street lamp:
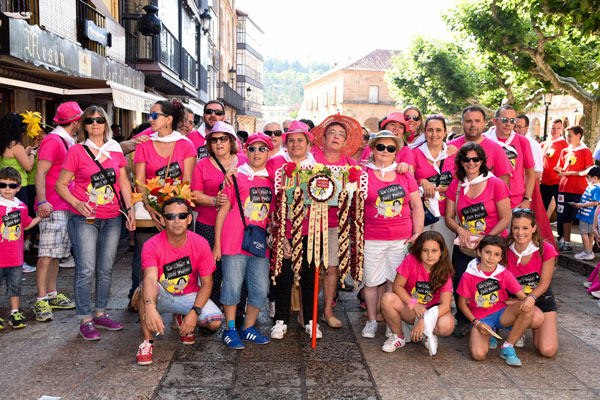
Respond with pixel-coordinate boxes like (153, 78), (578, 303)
(246, 86), (252, 109)
(228, 67), (236, 88)
(542, 92), (553, 141)
(200, 10), (211, 36)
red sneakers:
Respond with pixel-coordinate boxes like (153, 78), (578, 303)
(136, 340), (153, 365)
(175, 314), (195, 345)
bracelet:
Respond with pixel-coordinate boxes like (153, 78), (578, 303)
(212, 197), (217, 207)
(529, 294), (538, 302)
(144, 300), (156, 306)
(127, 206), (134, 211)
(37, 200), (48, 206)
(472, 319), (479, 327)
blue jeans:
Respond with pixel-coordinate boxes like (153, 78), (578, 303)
(220, 254), (269, 309)
(69, 213), (122, 320)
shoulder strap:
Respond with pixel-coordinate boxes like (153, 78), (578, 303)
(435, 158), (445, 186)
(57, 135), (69, 151)
(82, 145), (127, 214)
(213, 156), (246, 229)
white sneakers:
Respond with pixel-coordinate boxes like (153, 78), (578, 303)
(362, 320), (378, 338)
(305, 320), (322, 339)
(59, 255), (75, 268)
(270, 320), (288, 340)
(382, 334), (406, 353)
(574, 251), (595, 261)
(591, 291), (600, 299)
(583, 281), (593, 288)
(515, 334), (526, 348)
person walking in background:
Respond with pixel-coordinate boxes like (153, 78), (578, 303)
(573, 166), (600, 260)
(540, 119), (568, 222)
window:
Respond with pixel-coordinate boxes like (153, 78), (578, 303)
(181, 11), (197, 60)
(159, 0), (179, 36)
(369, 86), (379, 104)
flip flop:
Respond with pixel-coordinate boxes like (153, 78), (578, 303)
(321, 315), (343, 328)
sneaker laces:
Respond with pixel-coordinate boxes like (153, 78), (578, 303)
(11, 311), (25, 321)
(138, 340), (152, 355)
(36, 300), (52, 313)
(55, 293), (71, 303)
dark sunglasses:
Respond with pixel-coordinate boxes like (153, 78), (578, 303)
(247, 146), (269, 153)
(149, 112), (168, 120)
(84, 117), (106, 125)
(264, 130), (282, 137)
(462, 156), (482, 163)
(209, 136), (229, 144)
(0, 182), (19, 189)
(375, 144), (397, 153)
(499, 117), (516, 124)
(164, 212), (190, 221)
(405, 115), (421, 121)
(204, 109), (224, 116)
(513, 207), (534, 215)
(283, 127), (289, 133)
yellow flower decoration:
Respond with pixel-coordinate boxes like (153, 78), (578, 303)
(313, 163), (324, 173)
(20, 111), (43, 138)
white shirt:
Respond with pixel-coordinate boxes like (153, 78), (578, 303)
(525, 135), (543, 173)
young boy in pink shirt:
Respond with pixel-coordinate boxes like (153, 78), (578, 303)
(0, 167), (40, 330)
(214, 133), (275, 349)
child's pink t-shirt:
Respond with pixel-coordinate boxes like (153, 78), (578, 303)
(448, 136), (513, 179)
(497, 134), (535, 208)
(220, 174), (274, 257)
(364, 168), (418, 241)
(413, 149), (456, 217)
(445, 176), (510, 236)
(133, 139), (196, 181)
(37, 133), (72, 211)
(141, 230), (215, 296)
(62, 145), (127, 219)
(457, 265), (522, 320)
(191, 155), (247, 226)
(506, 241), (558, 294)
(187, 130), (209, 160)
(0, 204), (32, 267)
(396, 254), (452, 308)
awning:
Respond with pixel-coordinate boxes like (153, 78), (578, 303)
(187, 99), (205, 116)
(108, 81), (166, 113)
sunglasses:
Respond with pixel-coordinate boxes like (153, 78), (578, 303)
(247, 146), (269, 153)
(209, 135), (229, 144)
(264, 130), (282, 137)
(0, 182), (19, 189)
(164, 212), (190, 221)
(405, 115), (421, 121)
(84, 117), (106, 125)
(499, 117), (517, 124)
(462, 156), (482, 163)
(513, 207), (534, 215)
(375, 144), (397, 153)
(204, 109), (224, 116)
(283, 127), (289, 133)
(149, 112), (168, 120)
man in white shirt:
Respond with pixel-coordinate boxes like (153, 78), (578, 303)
(515, 114), (543, 180)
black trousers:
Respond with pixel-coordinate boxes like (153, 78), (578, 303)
(452, 245), (475, 324)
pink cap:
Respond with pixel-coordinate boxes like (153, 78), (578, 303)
(246, 132), (273, 151)
(53, 101), (83, 124)
(283, 120), (314, 143)
(380, 112), (408, 131)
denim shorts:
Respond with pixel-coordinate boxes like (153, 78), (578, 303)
(220, 254), (269, 308)
(579, 220), (594, 234)
(477, 307), (508, 329)
(156, 287), (224, 326)
(0, 266), (22, 296)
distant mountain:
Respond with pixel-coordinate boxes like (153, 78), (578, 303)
(263, 58), (329, 106)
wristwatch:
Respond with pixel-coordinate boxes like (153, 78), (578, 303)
(523, 196), (532, 202)
(191, 306), (202, 316)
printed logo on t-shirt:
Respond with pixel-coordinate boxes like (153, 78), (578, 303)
(87, 169), (116, 206)
(475, 278), (501, 308)
(427, 171), (453, 187)
(159, 256), (193, 294)
(546, 148), (556, 157)
(1, 211), (21, 242)
(197, 146), (209, 160)
(374, 184), (406, 218)
(516, 272), (540, 294)
(244, 187), (273, 222)
(567, 153), (577, 166)
(411, 281), (434, 305)
(461, 203), (488, 234)
(503, 147), (518, 169)
(155, 162), (182, 179)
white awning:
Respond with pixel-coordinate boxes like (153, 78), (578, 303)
(107, 81), (166, 113)
(187, 99), (205, 116)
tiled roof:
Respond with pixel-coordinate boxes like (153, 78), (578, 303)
(344, 49), (402, 71)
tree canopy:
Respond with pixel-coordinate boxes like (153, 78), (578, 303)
(263, 58), (329, 106)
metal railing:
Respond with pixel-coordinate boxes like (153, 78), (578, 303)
(1, 0), (39, 25)
(125, 31), (137, 69)
(159, 28), (180, 74)
(245, 100), (262, 114)
(182, 49), (197, 87)
(76, 0), (106, 56)
(237, 64), (261, 83)
(218, 82), (244, 111)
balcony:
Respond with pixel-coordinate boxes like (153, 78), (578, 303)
(0, 0), (38, 21)
(238, 99), (262, 118)
(76, 0), (107, 56)
(182, 49), (197, 87)
(217, 83), (244, 111)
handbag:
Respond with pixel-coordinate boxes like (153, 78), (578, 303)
(422, 159), (445, 226)
(213, 157), (268, 258)
(453, 180), (478, 258)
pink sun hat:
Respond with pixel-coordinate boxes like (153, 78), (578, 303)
(53, 101), (83, 124)
(283, 120), (314, 143)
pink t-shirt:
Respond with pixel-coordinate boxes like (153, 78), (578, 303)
(396, 254), (452, 308)
(457, 265), (522, 319)
(446, 176), (510, 236)
(498, 135), (535, 207)
(448, 136), (512, 179)
(220, 174), (274, 257)
(37, 133), (72, 210)
(0, 204), (32, 268)
(364, 168), (418, 240)
(62, 145), (128, 219)
(188, 130), (209, 160)
(360, 145), (415, 167)
(266, 155), (287, 181)
(191, 155), (247, 226)
(141, 230), (215, 296)
(133, 139), (196, 181)
(313, 150), (357, 228)
(506, 241), (558, 294)
(413, 148), (456, 217)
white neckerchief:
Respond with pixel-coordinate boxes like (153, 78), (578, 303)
(408, 133), (426, 149)
(84, 139), (123, 160)
(150, 130), (191, 143)
(51, 126), (76, 147)
(419, 142), (448, 174)
(509, 241), (539, 265)
(0, 196), (25, 214)
(485, 126), (518, 157)
(238, 163), (269, 181)
(461, 172), (495, 195)
(465, 258), (505, 280)
(199, 123), (208, 138)
(283, 152), (316, 168)
(272, 147), (287, 158)
(366, 162), (398, 180)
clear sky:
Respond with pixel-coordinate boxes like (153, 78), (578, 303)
(235, 0), (455, 63)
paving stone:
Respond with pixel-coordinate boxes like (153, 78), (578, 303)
(495, 362), (586, 389)
(306, 387), (378, 400)
(71, 384), (156, 400)
(239, 340), (301, 362)
(431, 360), (512, 388)
(232, 387), (303, 399)
(450, 388), (527, 400)
(522, 388), (600, 399)
(369, 361), (445, 388)
(304, 361), (373, 387)
(379, 387), (454, 400)
(302, 340), (362, 361)
(175, 340), (238, 362)
(235, 362), (302, 387)
(154, 387), (230, 400)
(161, 362), (234, 388)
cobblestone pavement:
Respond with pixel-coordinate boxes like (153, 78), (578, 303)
(1, 241), (600, 400)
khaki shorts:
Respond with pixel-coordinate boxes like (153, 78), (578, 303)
(327, 227), (340, 267)
(38, 210), (71, 259)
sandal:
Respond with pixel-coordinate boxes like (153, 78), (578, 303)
(321, 315), (343, 328)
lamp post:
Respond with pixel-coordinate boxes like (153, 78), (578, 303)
(246, 86), (252, 109)
(228, 67), (236, 88)
(542, 92), (553, 141)
(200, 10), (211, 36)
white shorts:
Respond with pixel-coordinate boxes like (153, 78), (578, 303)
(363, 239), (408, 287)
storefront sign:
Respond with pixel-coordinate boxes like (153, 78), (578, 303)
(85, 20), (111, 47)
